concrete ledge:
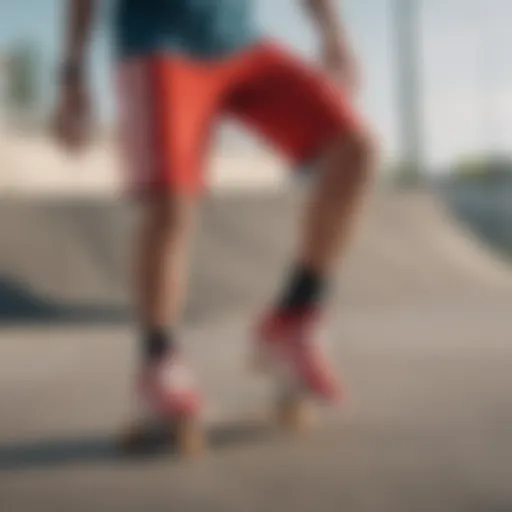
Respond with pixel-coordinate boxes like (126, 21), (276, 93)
(1, 189), (511, 327)
(0, 135), (286, 197)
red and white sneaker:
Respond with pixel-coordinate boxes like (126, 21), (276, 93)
(121, 354), (204, 455)
(136, 355), (201, 420)
(254, 308), (342, 403)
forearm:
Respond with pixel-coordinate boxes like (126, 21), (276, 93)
(62, 0), (96, 66)
(303, 0), (349, 46)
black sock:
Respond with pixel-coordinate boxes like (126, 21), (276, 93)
(143, 326), (174, 362)
(278, 265), (326, 311)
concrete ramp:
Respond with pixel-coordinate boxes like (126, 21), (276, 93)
(1, 188), (512, 511)
(1, 188), (511, 326)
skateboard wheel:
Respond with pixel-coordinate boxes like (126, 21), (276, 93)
(276, 398), (313, 432)
(173, 419), (205, 457)
(120, 419), (205, 457)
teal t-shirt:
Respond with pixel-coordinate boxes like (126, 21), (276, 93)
(113, 0), (259, 59)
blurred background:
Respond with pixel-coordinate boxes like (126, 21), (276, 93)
(0, 1), (511, 511)
(1, 0), (511, 249)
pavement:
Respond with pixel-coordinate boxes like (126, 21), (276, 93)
(1, 184), (512, 511)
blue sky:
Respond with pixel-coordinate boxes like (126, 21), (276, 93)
(1, 0), (511, 167)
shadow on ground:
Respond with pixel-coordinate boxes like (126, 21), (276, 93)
(0, 277), (130, 326)
(0, 420), (284, 471)
(0, 276), (251, 327)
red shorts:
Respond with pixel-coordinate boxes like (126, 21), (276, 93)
(116, 42), (362, 196)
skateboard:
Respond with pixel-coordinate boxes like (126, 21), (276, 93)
(120, 416), (205, 457)
(120, 399), (313, 458)
(119, 388), (314, 459)
(120, 348), (314, 457)
(250, 342), (315, 433)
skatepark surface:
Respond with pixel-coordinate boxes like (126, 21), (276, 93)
(1, 170), (512, 510)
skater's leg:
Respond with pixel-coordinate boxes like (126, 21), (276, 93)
(117, 56), (219, 356)
(227, 43), (376, 312)
(225, 43), (377, 399)
(116, 56), (219, 439)
(136, 194), (197, 360)
(263, 129), (375, 400)
(280, 128), (376, 309)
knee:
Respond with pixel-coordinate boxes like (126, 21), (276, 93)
(347, 125), (378, 166)
(352, 127), (378, 165)
(330, 125), (379, 179)
(143, 195), (193, 235)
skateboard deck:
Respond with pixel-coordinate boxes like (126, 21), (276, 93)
(120, 392), (315, 458)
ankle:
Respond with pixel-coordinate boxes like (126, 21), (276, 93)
(142, 326), (176, 362)
(278, 265), (327, 312)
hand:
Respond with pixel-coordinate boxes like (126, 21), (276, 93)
(52, 66), (92, 153)
(322, 37), (360, 96)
